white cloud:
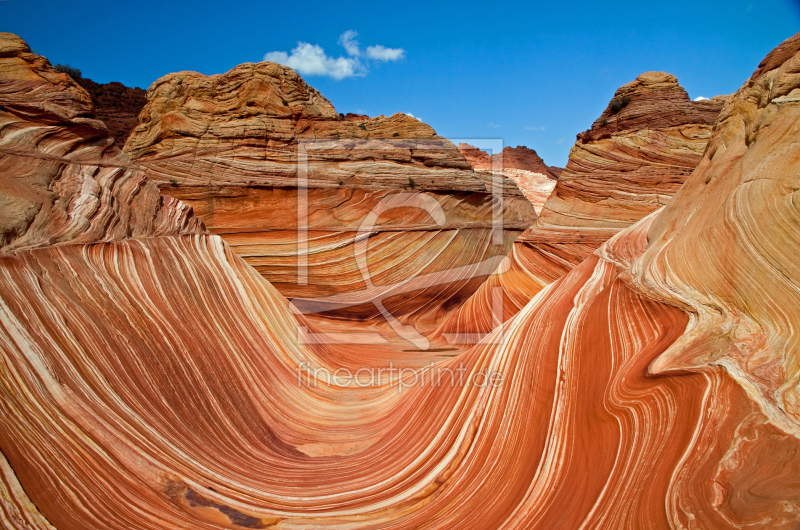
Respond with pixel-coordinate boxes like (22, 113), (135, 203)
(693, 96), (710, 101)
(556, 138), (566, 144)
(487, 122), (501, 129)
(264, 42), (363, 80)
(402, 112), (421, 121)
(339, 30), (360, 57)
(524, 125), (546, 131)
(366, 45), (405, 62)
(264, 31), (406, 79)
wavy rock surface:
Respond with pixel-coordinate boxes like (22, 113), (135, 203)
(458, 143), (559, 213)
(624, 32), (800, 479)
(2, 31), (800, 530)
(0, 33), (202, 252)
(439, 72), (726, 339)
(124, 65), (536, 325)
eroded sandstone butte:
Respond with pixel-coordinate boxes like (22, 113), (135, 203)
(2, 29), (800, 529)
(123, 64), (536, 327)
(438, 71), (728, 340)
(75, 77), (147, 147)
(458, 143), (560, 213)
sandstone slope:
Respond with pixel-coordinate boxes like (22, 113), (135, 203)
(124, 64), (536, 327)
(438, 71), (727, 339)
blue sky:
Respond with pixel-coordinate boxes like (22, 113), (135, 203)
(2, 0), (798, 166)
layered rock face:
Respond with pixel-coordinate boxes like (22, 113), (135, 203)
(124, 64), (536, 326)
(2, 30), (800, 530)
(0, 32), (201, 253)
(458, 143), (559, 212)
(458, 143), (561, 180)
(625, 33), (800, 483)
(540, 71), (726, 235)
(594, 35), (800, 526)
(439, 72), (727, 338)
(76, 77), (147, 146)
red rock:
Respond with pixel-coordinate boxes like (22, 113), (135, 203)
(1, 30), (800, 530)
(75, 77), (147, 146)
(458, 143), (560, 213)
(340, 112), (371, 121)
(459, 144), (561, 180)
(124, 62), (536, 327)
(440, 72), (727, 339)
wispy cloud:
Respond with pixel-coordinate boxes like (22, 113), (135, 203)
(693, 96), (710, 101)
(556, 137), (566, 144)
(264, 31), (405, 80)
(488, 122), (501, 129)
(339, 30), (360, 57)
(366, 45), (405, 61)
(524, 125), (546, 131)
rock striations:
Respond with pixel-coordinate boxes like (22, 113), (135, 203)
(0, 32), (201, 253)
(439, 71), (728, 339)
(2, 30), (800, 530)
(458, 143), (560, 213)
(541, 71), (727, 234)
(124, 63), (536, 326)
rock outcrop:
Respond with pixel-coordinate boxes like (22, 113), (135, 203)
(596, 34), (800, 526)
(124, 63), (536, 326)
(540, 72), (727, 235)
(76, 77), (147, 146)
(0, 32), (201, 253)
(439, 72), (727, 339)
(458, 143), (560, 212)
(459, 144), (561, 179)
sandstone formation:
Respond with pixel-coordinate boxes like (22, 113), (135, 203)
(124, 63), (536, 326)
(458, 143), (561, 179)
(458, 143), (560, 213)
(541, 71), (727, 234)
(76, 77), (147, 146)
(0, 32), (201, 253)
(439, 72), (727, 339)
(2, 30), (800, 530)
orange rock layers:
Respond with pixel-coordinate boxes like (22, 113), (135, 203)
(458, 143), (559, 213)
(124, 64), (536, 326)
(439, 71), (727, 339)
(0, 32), (201, 253)
(2, 30), (800, 530)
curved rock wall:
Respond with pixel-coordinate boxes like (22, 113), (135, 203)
(625, 32), (800, 452)
(0, 33), (202, 253)
(124, 64), (536, 326)
(439, 72), (727, 339)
